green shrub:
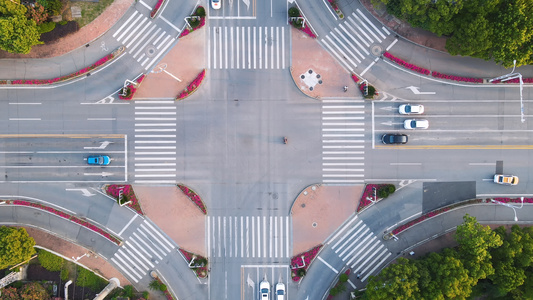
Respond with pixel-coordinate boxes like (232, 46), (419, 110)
(329, 287), (339, 296)
(288, 7), (300, 18)
(38, 22), (56, 34)
(60, 267), (69, 281)
(159, 283), (167, 292)
(339, 273), (349, 282)
(378, 188), (389, 199)
(59, 20), (67, 25)
(38, 249), (63, 271)
(37, 0), (62, 15)
(367, 85), (376, 97)
(194, 6), (205, 17)
(142, 291), (150, 299)
(149, 280), (161, 291)
(123, 285), (134, 298)
(387, 184), (396, 194)
(76, 266), (107, 291)
(297, 268), (306, 277)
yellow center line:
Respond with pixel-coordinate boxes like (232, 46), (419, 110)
(376, 145), (533, 150)
(0, 134), (125, 139)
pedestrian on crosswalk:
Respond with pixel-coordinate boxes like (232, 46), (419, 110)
(356, 272), (361, 279)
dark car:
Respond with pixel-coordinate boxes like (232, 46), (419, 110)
(381, 134), (408, 144)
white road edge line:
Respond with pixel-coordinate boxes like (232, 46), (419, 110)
(318, 256), (339, 273)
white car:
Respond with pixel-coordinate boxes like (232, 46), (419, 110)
(399, 104), (424, 114)
(211, 0), (221, 9)
(275, 282), (285, 300)
(259, 280), (270, 299)
(404, 119), (429, 129)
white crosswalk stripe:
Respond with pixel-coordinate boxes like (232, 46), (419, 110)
(208, 26), (289, 70)
(321, 9), (392, 73)
(208, 216), (290, 258)
(329, 216), (391, 282)
(133, 101), (177, 184)
(111, 10), (177, 70)
(322, 100), (366, 185)
(111, 220), (175, 283)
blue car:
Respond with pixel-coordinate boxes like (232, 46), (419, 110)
(87, 155), (110, 165)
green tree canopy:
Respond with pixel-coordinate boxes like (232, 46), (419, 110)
(365, 257), (421, 300)
(0, 0), (43, 54)
(0, 226), (36, 269)
(455, 214), (502, 283)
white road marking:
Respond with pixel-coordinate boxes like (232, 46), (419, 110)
(318, 257), (338, 274)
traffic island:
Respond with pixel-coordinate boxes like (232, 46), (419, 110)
(179, 248), (209, 279)
(179, 6), (206, 38)
(175, 69), (206, 100)
(104, 184), (144, 215)
(290, 245), (322, 282)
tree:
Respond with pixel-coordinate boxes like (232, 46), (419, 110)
(455, 214), (502, 283)
(37, 249), (64, 271)
(0, 0), (43, 54)
(417, 249), (475, 299)
(0, 287), (20, 300)
(365, 257), (421, 300)
(446, 13), (493, 58)
(0, 226), (36, 269)
(19, 282), (48, 300)
(25, 3), (48, 25)
(489, 226), (533, 292)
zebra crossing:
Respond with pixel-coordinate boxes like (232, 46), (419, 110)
(322, 99), (366, 185)
(208, 26), (289, 70)
(207, 216), (290, 258)
(111, 220), (175, 283)
(134, 100), (177, 184)
(328, 216), (391, 282)
(321, 9), (392, 74)
(112, 10), (177, 70)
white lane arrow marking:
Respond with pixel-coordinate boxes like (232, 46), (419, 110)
(84, 141), (112, 150)
(83, 172), (113, 177)
(380, 106), (395, 111)
(65, 188), (95, 197)
(405, 86), (436, 95)
(247, 274), (254, 288)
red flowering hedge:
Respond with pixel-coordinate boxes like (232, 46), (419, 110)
(150, 0), (165, 18)
(105, 184), (144, 215)
(179, 248), (208, 278)
(351, 73), (359, 83)
(176, 69), (206, 100)
(4, 53), (116, 85)
(290, 244), (322, 281)
(8, 200), (121, 245)
(177, 184), (207, 214)
(119, 74), (145, 100)
(491, 78), (533, 84)
(383, 52), (430, 75)
(431, 71), (483, 83)
(179, 16), (206, 38)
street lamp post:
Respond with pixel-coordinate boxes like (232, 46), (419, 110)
(489, 60), (525, 123)
(491, 197), (524, 221)
(151, 63), (182, 82)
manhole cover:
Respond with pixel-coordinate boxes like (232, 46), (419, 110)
(371, 44), (383, 57)
(301, 203), (306, 208)
(312, 222), (317, 228)
(272, 192), (278, 200)
(146, 46), (156, 57)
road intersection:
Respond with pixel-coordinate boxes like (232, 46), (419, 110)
(1, 0), (533, 299)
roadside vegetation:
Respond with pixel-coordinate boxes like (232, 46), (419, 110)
(361, 214), (533, 299)
(0, 0), (113, 54)
(371, 0), (533, 67)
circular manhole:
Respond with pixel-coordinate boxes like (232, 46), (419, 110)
(312, 186), (316, 191)
(371, 44), (383, 57)
(146, 46), (156, 57)
(312, 222), (318, 228)
(301, 203), (306, 208)
(272, 192), (278, 200)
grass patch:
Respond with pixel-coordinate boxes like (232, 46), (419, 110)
(75, 0), (115, 28)
(76, 266), (107, 291)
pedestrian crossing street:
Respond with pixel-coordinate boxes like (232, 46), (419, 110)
(322, 99), (366, 185)
(329, 216), (391, 282)
(111, 220), (175, 283)
(208, 26), (289, 70)
(207, 216), (290, 258)
(112, 10), (177, 70)
(321, 9), (392, 74)
(134, 100), (177, 184)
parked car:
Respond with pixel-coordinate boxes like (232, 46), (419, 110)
(275, 282), (285, 300)
(494, 174), (519, 186)
(399, 104), (424, 114)
(404, 119), (429, 129)
(381, 133), (408, 144)
(87, 155), (110, 165)
(211, 0), (221, 9)
(259, 280), (270, 299)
